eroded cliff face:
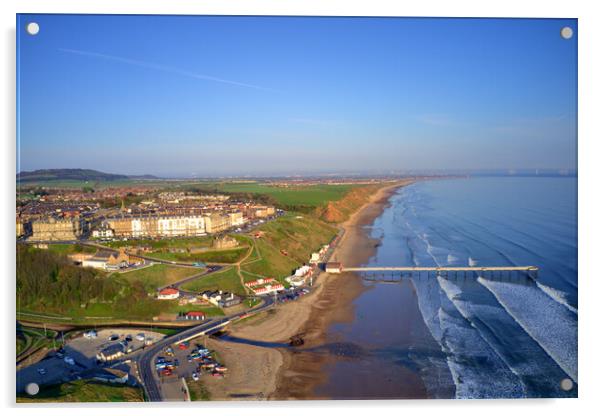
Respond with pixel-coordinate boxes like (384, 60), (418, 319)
(315, 185), (381, 223)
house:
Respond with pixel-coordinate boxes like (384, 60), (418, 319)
(252, 283), (284, 295)
(184, 311), (206, 321)
(96, 343), (127, 362)
(81, 248), (131, 271)
(325, 262), (342, 274)
(295, 265), (311, 277)
(218, 292), (242, 308)
(91, 223), (114, 239)
(105, 248), (130, 270)
(157, 287), (180, 300)
(245, 278), (284, 295)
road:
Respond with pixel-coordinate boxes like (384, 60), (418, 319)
(136, 296), (275, 402)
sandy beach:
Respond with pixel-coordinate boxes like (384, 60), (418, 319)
(202, 180), (414, 401)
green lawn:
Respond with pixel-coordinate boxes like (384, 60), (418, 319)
(105, 235), (214, 250)
(17, 380), (144, 402)
(180, 267), (245, 295)
(46, 244), (96, 255)
(148, 246), (249, 264)
(120, 264), (201, 292)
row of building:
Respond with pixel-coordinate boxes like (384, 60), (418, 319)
(157, 287), (242, 308)
(95, 211), (244, 239)
(19, 206), (276, 241)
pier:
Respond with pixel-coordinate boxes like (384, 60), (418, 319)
(325, 263), (539, 283)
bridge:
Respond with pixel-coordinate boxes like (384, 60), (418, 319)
(343, 266), (538, 273)
(326, 264), (539, 282)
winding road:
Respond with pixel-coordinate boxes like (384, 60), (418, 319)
(136, 296), (275, 402)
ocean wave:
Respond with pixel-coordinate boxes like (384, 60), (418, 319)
(478, 277), (578, 383)
(536, 281), (578, 314)
(436, 300), (524, 398)
(447, 253), (459, 265)
(438, 276), (576, 397)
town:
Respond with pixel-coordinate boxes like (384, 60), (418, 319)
(16, 175), (354, 402)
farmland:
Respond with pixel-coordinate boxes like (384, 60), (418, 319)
(187, 182), (356, 207)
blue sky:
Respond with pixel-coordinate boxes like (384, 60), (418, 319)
(17, 15), (577, 177)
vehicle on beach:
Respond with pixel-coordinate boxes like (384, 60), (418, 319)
(83, 330), (97, 339)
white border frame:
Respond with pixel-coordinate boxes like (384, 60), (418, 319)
(3, 1), (600, 415)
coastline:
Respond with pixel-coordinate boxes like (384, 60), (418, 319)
(203, 180), (414, 401)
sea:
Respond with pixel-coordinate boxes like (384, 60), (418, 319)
(316, 177), (578, 399)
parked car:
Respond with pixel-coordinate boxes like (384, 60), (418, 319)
(64, 356), (75, 365)
(192, 372), (199, 381)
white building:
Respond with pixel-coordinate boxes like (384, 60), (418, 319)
(157, 287), (180, 300)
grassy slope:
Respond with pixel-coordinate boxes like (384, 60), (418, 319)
(315, 184), (382, 223)
(46, 244), (96, 255)
(180, 267), (244, 294)
(241, 213), (337, 281)
(148, 246), (249, 264)
(16, 380), (144, 403)
(120, 264), (201, 292)
(106, 236), (214, 250)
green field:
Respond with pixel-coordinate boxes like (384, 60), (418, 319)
(105, 235), (214, 250)
(180, 267), (245, 294)
(46, 244), (96, 255)
(120, 264), (201, 292)
(192, 182), (355, 207)
(17, 380), (144, 402)
(148, 246), (249, 264)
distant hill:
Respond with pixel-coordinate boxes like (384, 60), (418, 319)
(16, 169), (158, 183)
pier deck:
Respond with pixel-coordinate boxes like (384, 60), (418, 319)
(343, 266), (538, 272)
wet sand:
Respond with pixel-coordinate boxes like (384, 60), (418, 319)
(204, 181), (415, 400)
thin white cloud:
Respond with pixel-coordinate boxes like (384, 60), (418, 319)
(59, 48), (275, 91)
